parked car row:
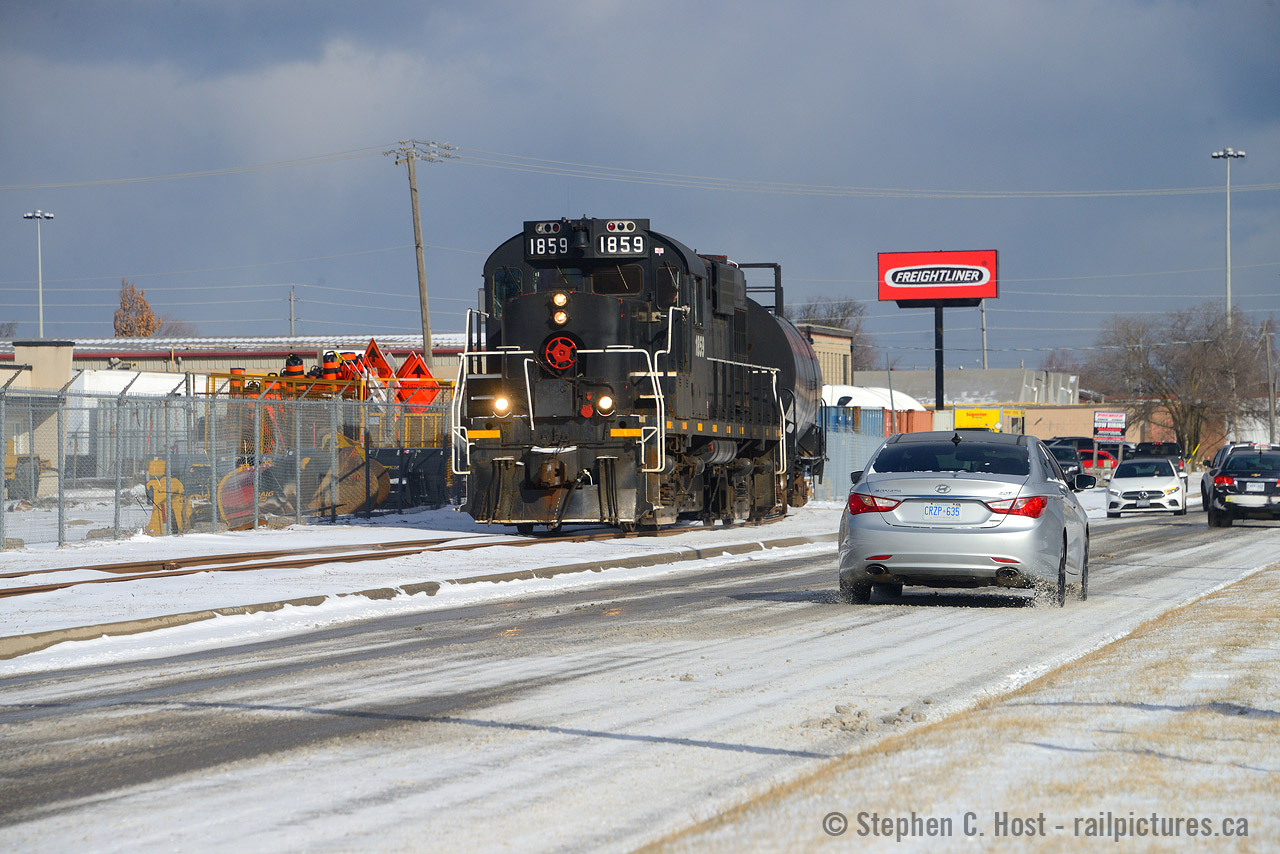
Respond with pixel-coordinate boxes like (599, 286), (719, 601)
(1045, 436), (1189, 482)
(1045, 436), (1135, 462)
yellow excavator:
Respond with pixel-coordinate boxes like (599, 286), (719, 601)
(145, 432), (391, 535)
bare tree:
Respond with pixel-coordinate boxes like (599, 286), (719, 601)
(114, 279), (162, 337)
(157, 318), (199, 337)
(0, 321), (17, 338)
(1087, 303), (1275, 452)
(1040, 348), (1106, 397)
(785, 296), (877, 370)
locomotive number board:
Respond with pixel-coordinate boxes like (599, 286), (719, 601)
(524, 218), (652, 261)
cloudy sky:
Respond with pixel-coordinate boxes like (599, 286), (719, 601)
(2, 0), (1278, 369)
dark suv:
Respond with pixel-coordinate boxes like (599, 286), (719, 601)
(1207, 448), (1280, 527)
(1048, 444), (1084, 479)
(1133, 441), (1186, 478)
(1199, 442), (1273, 508)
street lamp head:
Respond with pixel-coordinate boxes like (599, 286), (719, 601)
(22, 210), (54, 220)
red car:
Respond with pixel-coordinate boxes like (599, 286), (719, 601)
(1077, 449), (1117, 472)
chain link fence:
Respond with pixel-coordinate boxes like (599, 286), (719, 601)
(811, 409), (890, 502)
(1, 385), (456, 550)
(2, 381), (899, 547)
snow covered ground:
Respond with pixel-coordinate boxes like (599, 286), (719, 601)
(0, 486), (1166, 670)
(6, 484), (1279, 854)
(0, 499), (845, 669)
(657, 563), (1280, 853)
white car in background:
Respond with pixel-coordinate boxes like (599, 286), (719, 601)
(1107, 458), (1186, 518)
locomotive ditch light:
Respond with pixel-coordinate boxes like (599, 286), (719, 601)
(596, 394), (615, 416)
(493, 396), (511, 416)
(552, 309), (569, 325)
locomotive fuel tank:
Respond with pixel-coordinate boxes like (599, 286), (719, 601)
(745, 302), (823, 460)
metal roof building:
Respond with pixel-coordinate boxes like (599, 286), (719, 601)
(1, 335), (465, 391)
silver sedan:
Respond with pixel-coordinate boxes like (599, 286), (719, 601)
(837, 431), (1095, 606)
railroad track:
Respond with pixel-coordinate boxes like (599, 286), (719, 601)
(0, 516), (785, 600)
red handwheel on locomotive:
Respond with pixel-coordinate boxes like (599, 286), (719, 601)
(451, 217), (825, 533)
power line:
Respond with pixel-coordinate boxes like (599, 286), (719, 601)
(0, 244), (486, 288)
(7, 140), (1280, 199)
(453, 147), (1280, 199)
(0, 146), (387, 191)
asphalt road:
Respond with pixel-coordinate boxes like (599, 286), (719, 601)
(2, 515), (1276, 853)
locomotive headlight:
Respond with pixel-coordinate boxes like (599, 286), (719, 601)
(493, 396), (511, 416)
(552, 310), (569, 325)
(552, 291), (568, 307)
(596, 394), (615, 415)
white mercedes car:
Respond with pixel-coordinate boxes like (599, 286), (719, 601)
(1107, 458), (1186, 517)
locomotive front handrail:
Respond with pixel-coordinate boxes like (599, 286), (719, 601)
(450, 339), (667, 479)
(706, 356), (780, 373)
(520, 358), (538, 430)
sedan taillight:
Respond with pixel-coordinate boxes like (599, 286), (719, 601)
(985, 495), (1049, 518)
(1214, 475), (1235, 487)
(847, 492), (902, 515)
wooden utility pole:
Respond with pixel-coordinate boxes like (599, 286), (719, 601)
(1267, 330), (1276, 444)
(386, 140), (455, 375)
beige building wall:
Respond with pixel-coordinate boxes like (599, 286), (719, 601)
(0, 364), (32, 390)
(797, 325), (855, 386)
(12, 341), (74, 391)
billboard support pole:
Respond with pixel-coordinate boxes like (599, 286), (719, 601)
(934, 306), (945, 411)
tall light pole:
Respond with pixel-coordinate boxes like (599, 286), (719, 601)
(22, 210), (54, 338)
(1211, 147), (1245, 330)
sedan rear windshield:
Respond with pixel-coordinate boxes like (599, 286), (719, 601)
(873, 442), (1030, 476)
(1224, 453), (1280, 472)
(1114, 460), (1174, 478)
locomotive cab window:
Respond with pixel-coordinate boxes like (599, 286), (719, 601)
(656, 265), (680, 308)
(491, 267), (523, 321)
(592, 264), (643, 296)
(533, 267), (584, 292)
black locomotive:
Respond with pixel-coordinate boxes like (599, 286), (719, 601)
(451, 217), (824, 532)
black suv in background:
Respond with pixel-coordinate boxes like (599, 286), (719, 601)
(1048, 444), (1084, 479)
(1206, 447), (1280, 527)
(1198, 442), (1271, 507)
(1133, 441), (1187, 478)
